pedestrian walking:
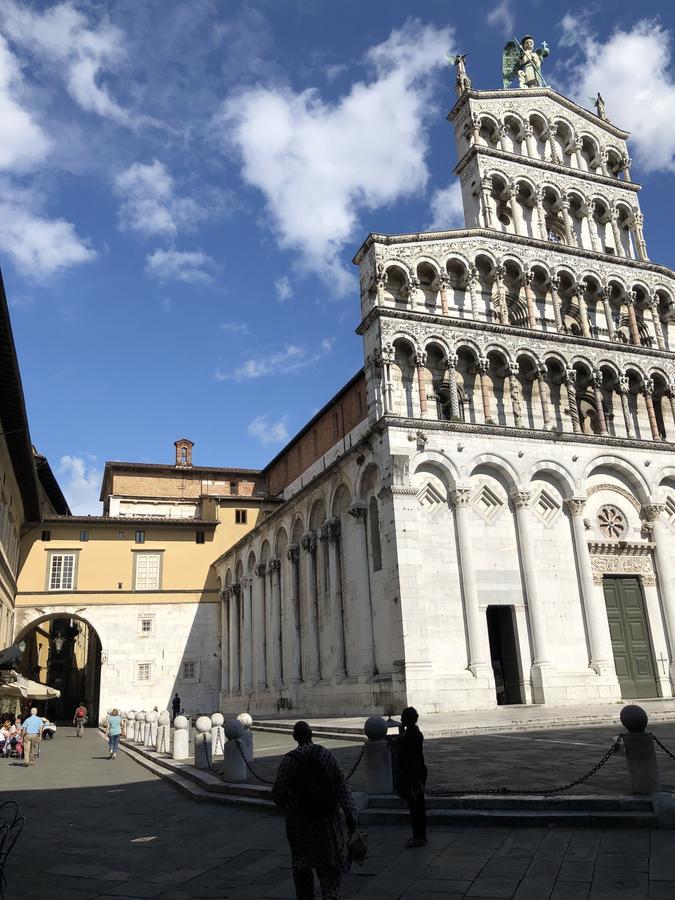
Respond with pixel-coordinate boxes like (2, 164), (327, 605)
(21, 707), (43, 767)
(106, 708), (123, 759)
(171, 693), (181, 721)
(395, 706), (427, 848)
(273, 720), (357, 900)
(73, 702), (88, 737)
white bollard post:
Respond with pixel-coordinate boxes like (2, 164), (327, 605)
(135, 712), (146, 745)
(145, 711), (158, 748)
(210, 713), (225, 758)
(221, 720), (247, 782)
(237, 712), (254, 761)
(172, 716), (190, 761)
(120, 711), (128, 740)
(363, 716), (393, 795)
(194, 716), (213, 769)
(156, 711), (171, 754)
(126, 710), (136, 741)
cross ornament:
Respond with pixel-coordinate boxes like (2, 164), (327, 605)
(657, 652), (669, 675)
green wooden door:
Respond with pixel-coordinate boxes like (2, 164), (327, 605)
(603, 577), (658, 699)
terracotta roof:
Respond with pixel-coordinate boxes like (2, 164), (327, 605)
(99, 461), (262, 501)
(41, 515), (217, 527)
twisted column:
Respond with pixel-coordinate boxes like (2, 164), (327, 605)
(506, 363), (523, 427)
(535, 364), (552, 430)
(523, 270), (538, 329)
(546, 124), (559, 163)
(587, 200), (602, 252)
(565, 368), (581, 434)
(601, 285), (616, 341)
(286, 544), (302, 683)
(324, 518), (346, 679)
(508, 184), (526, 236)
(480, 175), (494, 228)
(618, 375), (635, 438)
(467, 267), (481, 320)
(642, 377), (662, 441)
(347, 502), (376, 677)
(451, 487), (490, 678)
(592, 370), (609, 436)
(560, 197), (575, 246)
(446, 353), (460, 420)
(548, 275), (564, 333)
(415, 350), (428, 418)
(301, 531), (321, 682)
(476, 356), (493, 424)
(493, 265), (508, 324)
(610, 206), (625, 256)
(649, 293), (666, 350)
(534, 189), (547, 240)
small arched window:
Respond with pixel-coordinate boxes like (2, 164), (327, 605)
(180, 448), (187, 464)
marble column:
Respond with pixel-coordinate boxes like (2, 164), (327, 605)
(534, 190), (547, 241)
(221, 590), (230, 695)
(507, 363), (524, 427)
(610, 207), (625, 257)
(508, 184), (526, 236)
(451, 487), (490, 677)
(573, 282), (591, 338)
(564, 497), (616, 675)
(471, 112), (484, 146)
(545, 124), (559, 163)
(347, 502), (376, 677)
(630, 215), (648, 261)
(592, 370), (609, 436)
(523, 270), (538, 329)
(493, 266), (508, 324)
(253, 565), (267, 690)
(668, 384), (675, 437)
(286, 544), (302, 683)
(643, 378), (662, 441)
(467, 267), (481, 320)
(480, 175), (495, 228)
(325, 518), (346, 679)
(548, 275), (564, 333)
(510, 490), (551, 674)
(649, 294), (666, 351)
(535, 364), (552, 430)
(565, 368), (581, 434)
(446, 353), (460, 420)
(377, 344), (394, 414)
(499, 123), (510, 152)
(625, 292), (642, 346)
(230, 584), (241, 694)
(438, 274), (450, 316)
(618, 375), (635, 438)
(524, 124), (536, 158)
(415, 350), (428, 418)
(301, 531), (321, 682)
(560, 197), (575, 246)
(599, 147), (610, 177)
(645, 504), (675, 686)
(476, 356), (493, 424)
(573, 136), (585, 170)
(241, 577), (253, 693)
(268, 559), (282, 686)
(587, 201), (602, 253)
(621, 154), (632, 182)
(601, 286), (616, 341)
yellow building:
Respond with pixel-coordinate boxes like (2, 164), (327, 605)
(16, 439), (272, 721)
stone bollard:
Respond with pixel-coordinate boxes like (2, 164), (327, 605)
(193, 716), (213, 769)
(621, 704), (661, 794)
(210, 713), (225, 758)
(221, 720), (247, 782)
(363, 716), (393, 795)
(237, 712), (254, 761)
(145, 711), (158, 748)
(172, 715), (190, 761)
(126, 710), (136, 741)
(120, 711), (128, 739)
(136, 711), (147, 745)
(156, 711), (171, 754)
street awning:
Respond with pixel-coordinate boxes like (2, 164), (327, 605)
(24, 679), (60, 700)
(0, 672), (60, 700)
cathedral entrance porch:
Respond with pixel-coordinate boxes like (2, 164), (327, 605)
(603, 576), (658, 699)
(487, 605), (524, 705)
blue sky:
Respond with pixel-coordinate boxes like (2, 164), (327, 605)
(3, 0), (675, 513)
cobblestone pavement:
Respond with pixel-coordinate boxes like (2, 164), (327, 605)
(1, 728), (675, 899)
(240, 723), (675, 795)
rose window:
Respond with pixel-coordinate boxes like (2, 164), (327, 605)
(597, 505), (628, 539)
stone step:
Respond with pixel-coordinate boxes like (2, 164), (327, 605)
(359, 807), (658, 828)
(369, 793), (653, 811)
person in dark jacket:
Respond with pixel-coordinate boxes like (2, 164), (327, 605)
(396, 706), (427, 847)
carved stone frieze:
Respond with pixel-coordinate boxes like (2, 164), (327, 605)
(585, 483), (642, 513)
(588, 540), (656, 585)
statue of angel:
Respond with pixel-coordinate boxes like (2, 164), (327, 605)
(502, 35), (549, 89)
(445, 52), (472, 97)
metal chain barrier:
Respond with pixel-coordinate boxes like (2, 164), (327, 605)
(345, 745), (365, 782)
(650, 732), (675, 762)
(425, 735), (623, 796)
(158, 727), (168, 755)
(234, 739), (274, 784)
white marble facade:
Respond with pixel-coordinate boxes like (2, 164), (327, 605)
(214, 84), (675, 717)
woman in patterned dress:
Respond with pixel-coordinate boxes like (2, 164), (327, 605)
(273, 721), (357, 900)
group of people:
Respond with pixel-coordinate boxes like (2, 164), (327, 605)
(272, 706), (427, 900)
(0, 708), (46, 766)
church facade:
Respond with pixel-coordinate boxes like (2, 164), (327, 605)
(214, 75), (675, 717)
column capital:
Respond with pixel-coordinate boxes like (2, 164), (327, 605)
(476, 356), (490, 375)
(523, 123), (534, 138)
(574, 135), (584, 151)
(617, 374), (631, 395)
(347, 501), (368, 523)
(268, 558), (281, 573)
(415, 349), (427, 369)
(522, 269), (535, 287)
(300, 531), (317, 553)
(565, 367), (577, 386)
(240, 576), (252, 588)
(219, 588), (230, 601)
(592, 369), (604, 389)
(642, 376), (655, 397)
(509, 489), (531, 509)
(492, 264), (506, 283)
(287, 543), (300, 564)
(643, 503), (666, 523)
(254, 563), (267, 577)
(232, 582), (241, 598)
(548, 274), (561, 291)
(481, 173), (493, 190)
(446, 351), (459, 369)
(451, 487), (472, 508)
(323, 516), (342, 541)
(601, 284), (613, 301)
(505, 362), (520, 378)
(438, 272), (452, 290)
(564, 496), (587, 517)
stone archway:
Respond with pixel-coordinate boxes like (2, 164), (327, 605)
(15, 613), (102, 724)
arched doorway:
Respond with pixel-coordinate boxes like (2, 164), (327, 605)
(15, 615), (102, 723)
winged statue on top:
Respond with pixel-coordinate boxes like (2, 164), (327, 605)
(502, 35), (549, 89)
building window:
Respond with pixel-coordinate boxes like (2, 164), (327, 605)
(229, 481), (238, 495)
(196, 531), (205, 544)
(79, 530), (89, 542)
(134, 553), (161, 590)
(181, 660), (197, 681)
(235, 509), (247, 525)
(42, 530), (51, 542)
(139, 617), (153, 636)
(118, 531), (125, 539)
(137, 662), (152, 682)
(49, 553), (76, 591)
(135, 530), (145, 544)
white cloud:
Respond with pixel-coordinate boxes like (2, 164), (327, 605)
(216, 340), (333, 381)
(247, 414), (290, 446)
(0, 0), (129, 124)
(486, 1), (515, 37)
(428, 181), (465, 230)
(114, 160), (208, 238)
(145, 248), (214, 284)
(222, 322), (249, 335)
(219, 19), (453, 294)
(562, 19), (675, 172)
(0, 179), (94, 279)
(275, 276), (293, 302)
(58, 454), (102, 515)
(0, 34), (51, 171)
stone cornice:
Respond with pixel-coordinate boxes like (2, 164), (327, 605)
(382, 415), (675, 454)
(453, 144), (640, 193)
(352, 228), (675, 283)
(448, 88), (630, 140)
(357, 305), (675, 364)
